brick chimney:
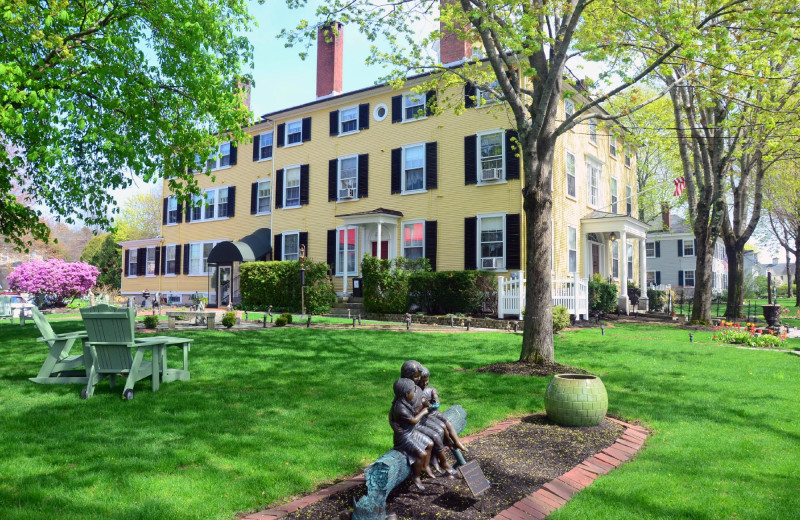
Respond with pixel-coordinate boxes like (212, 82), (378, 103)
(661, 204), (671, 231)
(439, 0), (472, 65)
(237, 79), (251, 111)
(316, 22), (344, 99)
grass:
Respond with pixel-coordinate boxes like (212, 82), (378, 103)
(1, 319), (799, 519)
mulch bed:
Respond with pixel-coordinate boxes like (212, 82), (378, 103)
(475, 361), (591, 377)
(282, 413), (624, 520)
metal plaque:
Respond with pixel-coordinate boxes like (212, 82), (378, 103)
(458, 460), (490, 497)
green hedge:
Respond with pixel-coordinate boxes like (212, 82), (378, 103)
(361, 256), (429, 313)
(588, 273), (618, 313)
(647, 289), (666, 312)
(408, 270), (496, 315)
(240, 260), (336, 314)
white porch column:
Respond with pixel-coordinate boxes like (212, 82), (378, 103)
(376, 221), (382, 259)
(638, 238), (649, 311)
(342, 229), (348, 297)
(618, 229), (629, 314)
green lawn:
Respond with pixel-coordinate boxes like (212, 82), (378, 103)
(1, 319), (798, 519)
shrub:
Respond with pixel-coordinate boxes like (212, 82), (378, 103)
(221, 311), (237, 328)
(552, 305), (571, 333)
(142, 315), (160, 329)
(7, 259), (99, 308)
(274, 316), (288, 327)
(361, 256), (429, 313)
(240, 260), (336, 314)
(647, 289), (666, 312)
(408, 270), (496, 315)
(588, 273), (618, 313)
(67, 299), (89, 309)
(627, 281), (640, 305)
(280, 312), (293, 324)
(713, 321), (788, 348)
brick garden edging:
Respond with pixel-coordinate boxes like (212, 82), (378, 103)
(239, 417), (647, 520)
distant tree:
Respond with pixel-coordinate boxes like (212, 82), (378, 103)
(114, 191), (162, 242)
(81, 234), (122, 289)
(7, 259), (98, 307)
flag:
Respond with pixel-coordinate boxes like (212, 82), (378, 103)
(673, 176), (686, 197)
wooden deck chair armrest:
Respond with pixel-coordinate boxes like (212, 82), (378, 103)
(56, 331), (89, 339)
(84, 341), (133, 346)
(133, 338), (168, 346)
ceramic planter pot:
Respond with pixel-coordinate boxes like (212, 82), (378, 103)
(762, 304), (781, 328)
(545, 374), (608, 427)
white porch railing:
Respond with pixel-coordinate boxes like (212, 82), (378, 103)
(497, 272), (589, 320)
(647, 283), (672, 292)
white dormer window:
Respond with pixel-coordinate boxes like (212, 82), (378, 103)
(403, 93), (426, 121)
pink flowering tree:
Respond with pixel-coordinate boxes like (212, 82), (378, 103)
(7, 259), (99, 308)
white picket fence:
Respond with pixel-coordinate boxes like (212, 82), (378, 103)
(497, 272), (589, 320)
(648, 283), (672, 292)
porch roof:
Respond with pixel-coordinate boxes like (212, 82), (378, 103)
(336, 207), (403, 226)
(580, 211), (650, 239)
(207, 228), (271, 264)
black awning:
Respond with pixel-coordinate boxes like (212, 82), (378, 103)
(207, 228), (271, 264)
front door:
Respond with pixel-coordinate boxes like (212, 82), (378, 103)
(591, 244), (601, 275)
(218, 266), (231, 307)
(371, 240), (389, 259)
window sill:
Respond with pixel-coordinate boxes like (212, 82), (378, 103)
(164, 274), (177, 278)
(335, 273), (359, 277)
(189, 217), (231, 224)
(257, 157), (273, 163)
(401, 189), (427, 196)
(188, 273), (209, 277)
(336, 197), (359, 203)
(565, 194), (577, 202)
(146, 274), (157, 278)
(281, 205), (302, 210)
(255, 211), (272, 216)
(476, 179), (508, 187)
(210, 165), (233, 172)
(401, 116), (427, 124)
(609, 154), (618, 161)
(127, 275), (138, 279)
(166, 223), (178, 226)
(338, 129), (360, 137)
(588, 141), (598, 148)
(284, 141), (303, 149)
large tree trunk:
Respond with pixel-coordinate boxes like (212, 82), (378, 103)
(520, 135), (554, 363)
(786, 248), (793, 299)
(691, 228), (715, 323)
(795, 230), (800, 307)
(724, 244), (744, 319)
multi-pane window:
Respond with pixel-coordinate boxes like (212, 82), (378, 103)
(204, 190), (216, 220)
(627, 243), (634, 280)
(338, 156), (358, 200)
(683, 240), (695, 256)
(340, 107), (358, 134)
(146, 247), (156, 276)
(568, 226), (577, 273)
(192, 187), (230, 222)
(477, 81), (500, 106)
(165, 245), (177, 275)
(257, 180), (271, 214)
(610, 177), (618, 213)
(403, 144), (425, 192)
(646, 241), (655, 257)
(647, 271), (656, 285)
(189, 242), (216, 275)
(611, 240), (619, 279)
(167, 197), (179, 224)
(479, 131), (504, 182)
(587, 161), (600, 207)
(207, 142), (231, 170)
(286, 119), (303, 145)
(684, 269), (695, 287)
(479, 215), (504, 270)
(589, 118), (598, 144)
(566, 152), (576, 198)
(625, 145), (632, 168)
(564, 99), (574, 118)
(217, 188), (229, 218)
(128, 249), (138, 277)
(626, 185), (632, 216)
(192, 194), (203, 221)
(259, 132), (273, 160)
(337, 227), (358, 275)
(403, 93), (426, 121)
(610, 137), (617, 158)
(283, 233), (299, 261)
(284, 166), (301, 207)
(403, 221), (425, 260)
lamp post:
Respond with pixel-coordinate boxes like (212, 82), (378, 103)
(299, 244), (306, 318)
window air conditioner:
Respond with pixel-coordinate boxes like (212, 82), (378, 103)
(482, 257), (500, 269)
(481, 168), (502, 181)
(339, 188), (356, 199)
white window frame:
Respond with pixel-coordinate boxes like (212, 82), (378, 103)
(646, 270), (656, 286)
(565, 151), (577, 200)
(567, 225), (578, 274)
(564, 99), (575, 119)
(477, 81), (500, 107)
(401, 143), (426, 194)
(339, 105), (359, 135)
(206, 141), (231, 171)
(166, 196), (179, 225)
(609, 136), (617, 158)
(284, 165), (301, 208)
(402, 220), (426, 261)
(165, 244), (178, 276)
(611, 240), (619, 279)
(146, 247), (156, 277)
(188, 241), (219, 276)
(610, 177), (618, 214)
(282, 232), (300, 261)
(587, 158), (601, 208)
(191, 186), (230, 222)
(627, 242), (634, 281)
(285, 118), (303, 146)
(625, 144), (633, 168)
(588, 118), (598, 145)
(476, 130), (505, 184)
(646, 241), (655, 258)
(336, 226), (359, 276)
(402, 92), (426, 122)
(256, 179), (271, 215)
(337, 155), (359, 201)
(258, 132), (273, 161)
(477, 212), (506, 271)
(683, 240), (695, 257)
(684, 269), (696, 288)
(625, 185), (633, 216)
(128, 248), (138, 278)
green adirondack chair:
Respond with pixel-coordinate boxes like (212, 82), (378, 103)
(0, 295), (13, 323)
(80, 304), (193, 400)
(29, 308), (90, 384)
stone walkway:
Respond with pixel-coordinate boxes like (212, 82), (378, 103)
(240, 417), (649, 520)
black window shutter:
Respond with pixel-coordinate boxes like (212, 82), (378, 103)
(175, 245), (181, 275)
(155, 246), (161, 275)
(299, 232), (308, 256)
(227, 186), (236, 217)
(391, 95), (402, 123)
(694, 239), (697, 254)
(274, 234), (283, 261)
(329, 110), (339, 136)
(329, 159), (338, 201)
(678, 239), (683, 257)
(425, 142), (438, 190)
(160, 246), (167, 275)
(276, 123), (285, 147)
(506, 214), (521, 270)
(464, 217), (477, 270)
(250, 182), (258, 214)
(229, 143), (238, 165)
(302, 117), (312, 142)
(124, 249), (130, 276)
(185, 200), (192, 223)
(183, 245), (190, 275)
(252, 134), (260, 161)
(655, 241), (661, 258)
(464, 135), (477, 185)
(359, 103), (370, 130)
(137, 248), (146, 276)
(426, 90), (436, 116)
(391, 148), (402, 194)
(679, 270), (684, 286)
(176, 200), (183, 223)
(300, 164), (310, 205)
(162, 198), (168, 225)
(425, 220), (438, 271)
(358, 154), (369, 198)
(464, 82), (476, 108)
(656, 271), (661, 285)
(327, 229), (337, 270)
(505, 130), (520, 180)
(275, 169), (284, 209)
